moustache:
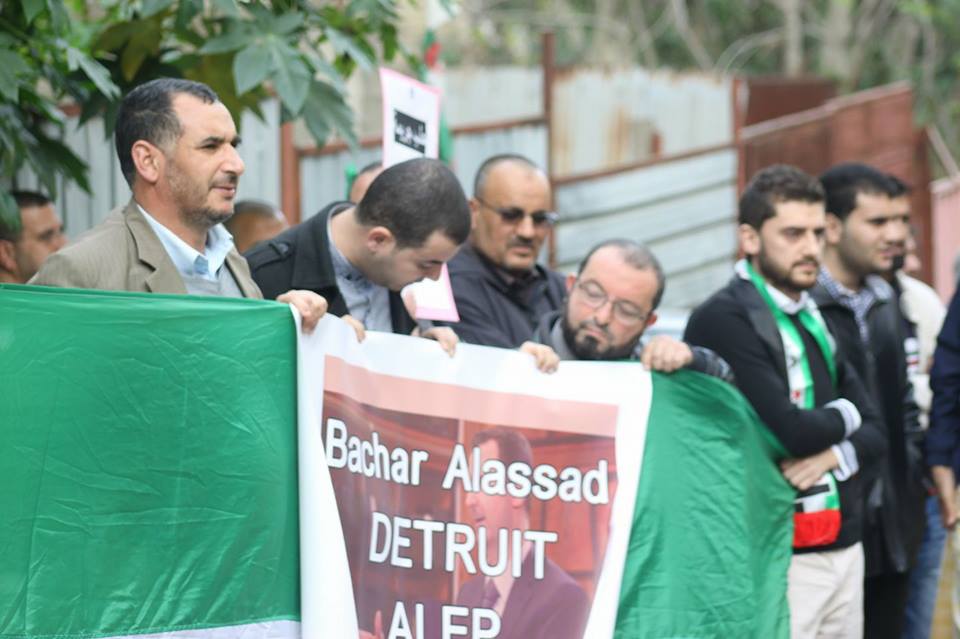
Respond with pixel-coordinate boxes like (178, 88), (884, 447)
(578, 319), (611, 339)
(212, 174), (239, 188)
(793, 259), (819, 269)
(507, 237), (535, 249)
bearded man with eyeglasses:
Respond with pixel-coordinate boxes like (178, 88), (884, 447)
(441, 154), (568, 348)
(529, 239), (732, 381)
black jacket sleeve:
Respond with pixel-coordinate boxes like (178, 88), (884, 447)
(684, 295), (848, 457)
(836, 357), (887, 477)
(929, 288), (960, 469)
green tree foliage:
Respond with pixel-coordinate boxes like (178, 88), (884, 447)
(0, 0), (120, 220)
(1, 0), (414, 223)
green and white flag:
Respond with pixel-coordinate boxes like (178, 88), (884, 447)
(1, 285), (792, 639)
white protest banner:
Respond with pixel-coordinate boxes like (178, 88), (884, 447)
(380, 68), (441, 166)
(297, 316), (650, 639)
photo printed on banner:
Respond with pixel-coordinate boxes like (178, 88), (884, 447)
(393, 110), (427, 154)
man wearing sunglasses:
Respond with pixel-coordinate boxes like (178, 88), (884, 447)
(443, 154), (567, 348)
(531, 238), (732, 380)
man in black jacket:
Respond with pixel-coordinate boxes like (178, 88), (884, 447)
(813, 163), (924, 638)
(245, 158), (469, 349)
(442, 154), (566, 348)
(531, 238), (732, 381)
(685, 164), (885, 638)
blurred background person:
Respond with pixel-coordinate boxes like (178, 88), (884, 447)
(348, 161), (384, 204)
(224, 199), (288, 254)
(0, 190), (66, 284)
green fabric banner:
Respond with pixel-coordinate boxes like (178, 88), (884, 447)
(1, 285), (792, 638)
(616, 371), (793, 638)
(0, 285), (300, 638)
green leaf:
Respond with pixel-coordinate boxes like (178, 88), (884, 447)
(67, 48), (121, 99)
(92, 21), (139, 52)
(302, 79), (356, 150)
(22, 0), (46, 25)
(48, 0), (70, 36)
(325, 27), (375, 70)
(233, 41), (273, 95)
(0, 51), (31, 102)
(141, 0), (174, 18)
(0, 190), (20, 235)
(267, 40), (311, 114)
(199, 26), (252, 54)
(119, 19), (163, 81)
(269, 12), (304, 36)
(184, 52), (266, 124)
(305, 51), (346, 92)
(211, 0), (242, 18)
(380, 23), (398, 61)
(36, 133), (90, 194)
(175, 0), (203, 31)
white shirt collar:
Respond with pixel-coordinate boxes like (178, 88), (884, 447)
(735, 259), (815, 315)
(138, 204), (235, 282)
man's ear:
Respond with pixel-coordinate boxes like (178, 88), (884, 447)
(738, 223), (760, 257)
(565, 273), (576, 293)
(130, 140), (163, 185)
(0, 238), (17, 274)
(365, 226), (396, 253)
(825, 213), (843, 245)
(644, 311), (658, 330)
(468, 197), (480, 232)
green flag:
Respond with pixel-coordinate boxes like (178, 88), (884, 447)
(0, 285), (300, 638)
(616, 370), (793, 638)
(1, 285), (792, 638)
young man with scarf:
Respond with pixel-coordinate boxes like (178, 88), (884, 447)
(685, 164), (886, 638)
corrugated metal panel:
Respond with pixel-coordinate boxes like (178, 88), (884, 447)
(932, 176), (960, 300)
(298, 66), (732, 180)
(554, 148), (737, 309)
(450, 124), (548, 195)
(12, 99), (281, 238)
(552, 69), (733, 177)
(306, 67), (545, 144)
(236, 99), (281, 208)
(300, 123), (548, 218)
(300, 147), (382, 220)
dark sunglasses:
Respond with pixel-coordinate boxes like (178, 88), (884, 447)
(476, 197), (559, 227)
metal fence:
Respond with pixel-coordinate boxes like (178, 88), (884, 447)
(298, 120), (549, 219)
(739, 82), (934, 284)
(554, 146), (738, 309)
(932, 175), (960, 300)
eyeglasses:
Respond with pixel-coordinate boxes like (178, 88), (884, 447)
(574, 280), (648, 325)
(476, 197), (559, 227)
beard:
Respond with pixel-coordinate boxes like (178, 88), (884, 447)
(561, 312), (638, 361)
(756, 248), (818, 296)
(167, 159), (236, 231)
(183, 205), (233, 230)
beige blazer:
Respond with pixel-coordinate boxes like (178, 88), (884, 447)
(30, 199), (261, 298)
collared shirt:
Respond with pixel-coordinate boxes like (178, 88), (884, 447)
(734, 259), (817, 315)
(139, 205), (235, 283)
(817, 267), (892, 345)
(326, 211), (392, 332)
(483, 541), (532, 617)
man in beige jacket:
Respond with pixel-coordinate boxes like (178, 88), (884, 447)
(31, 78), (325, 330)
